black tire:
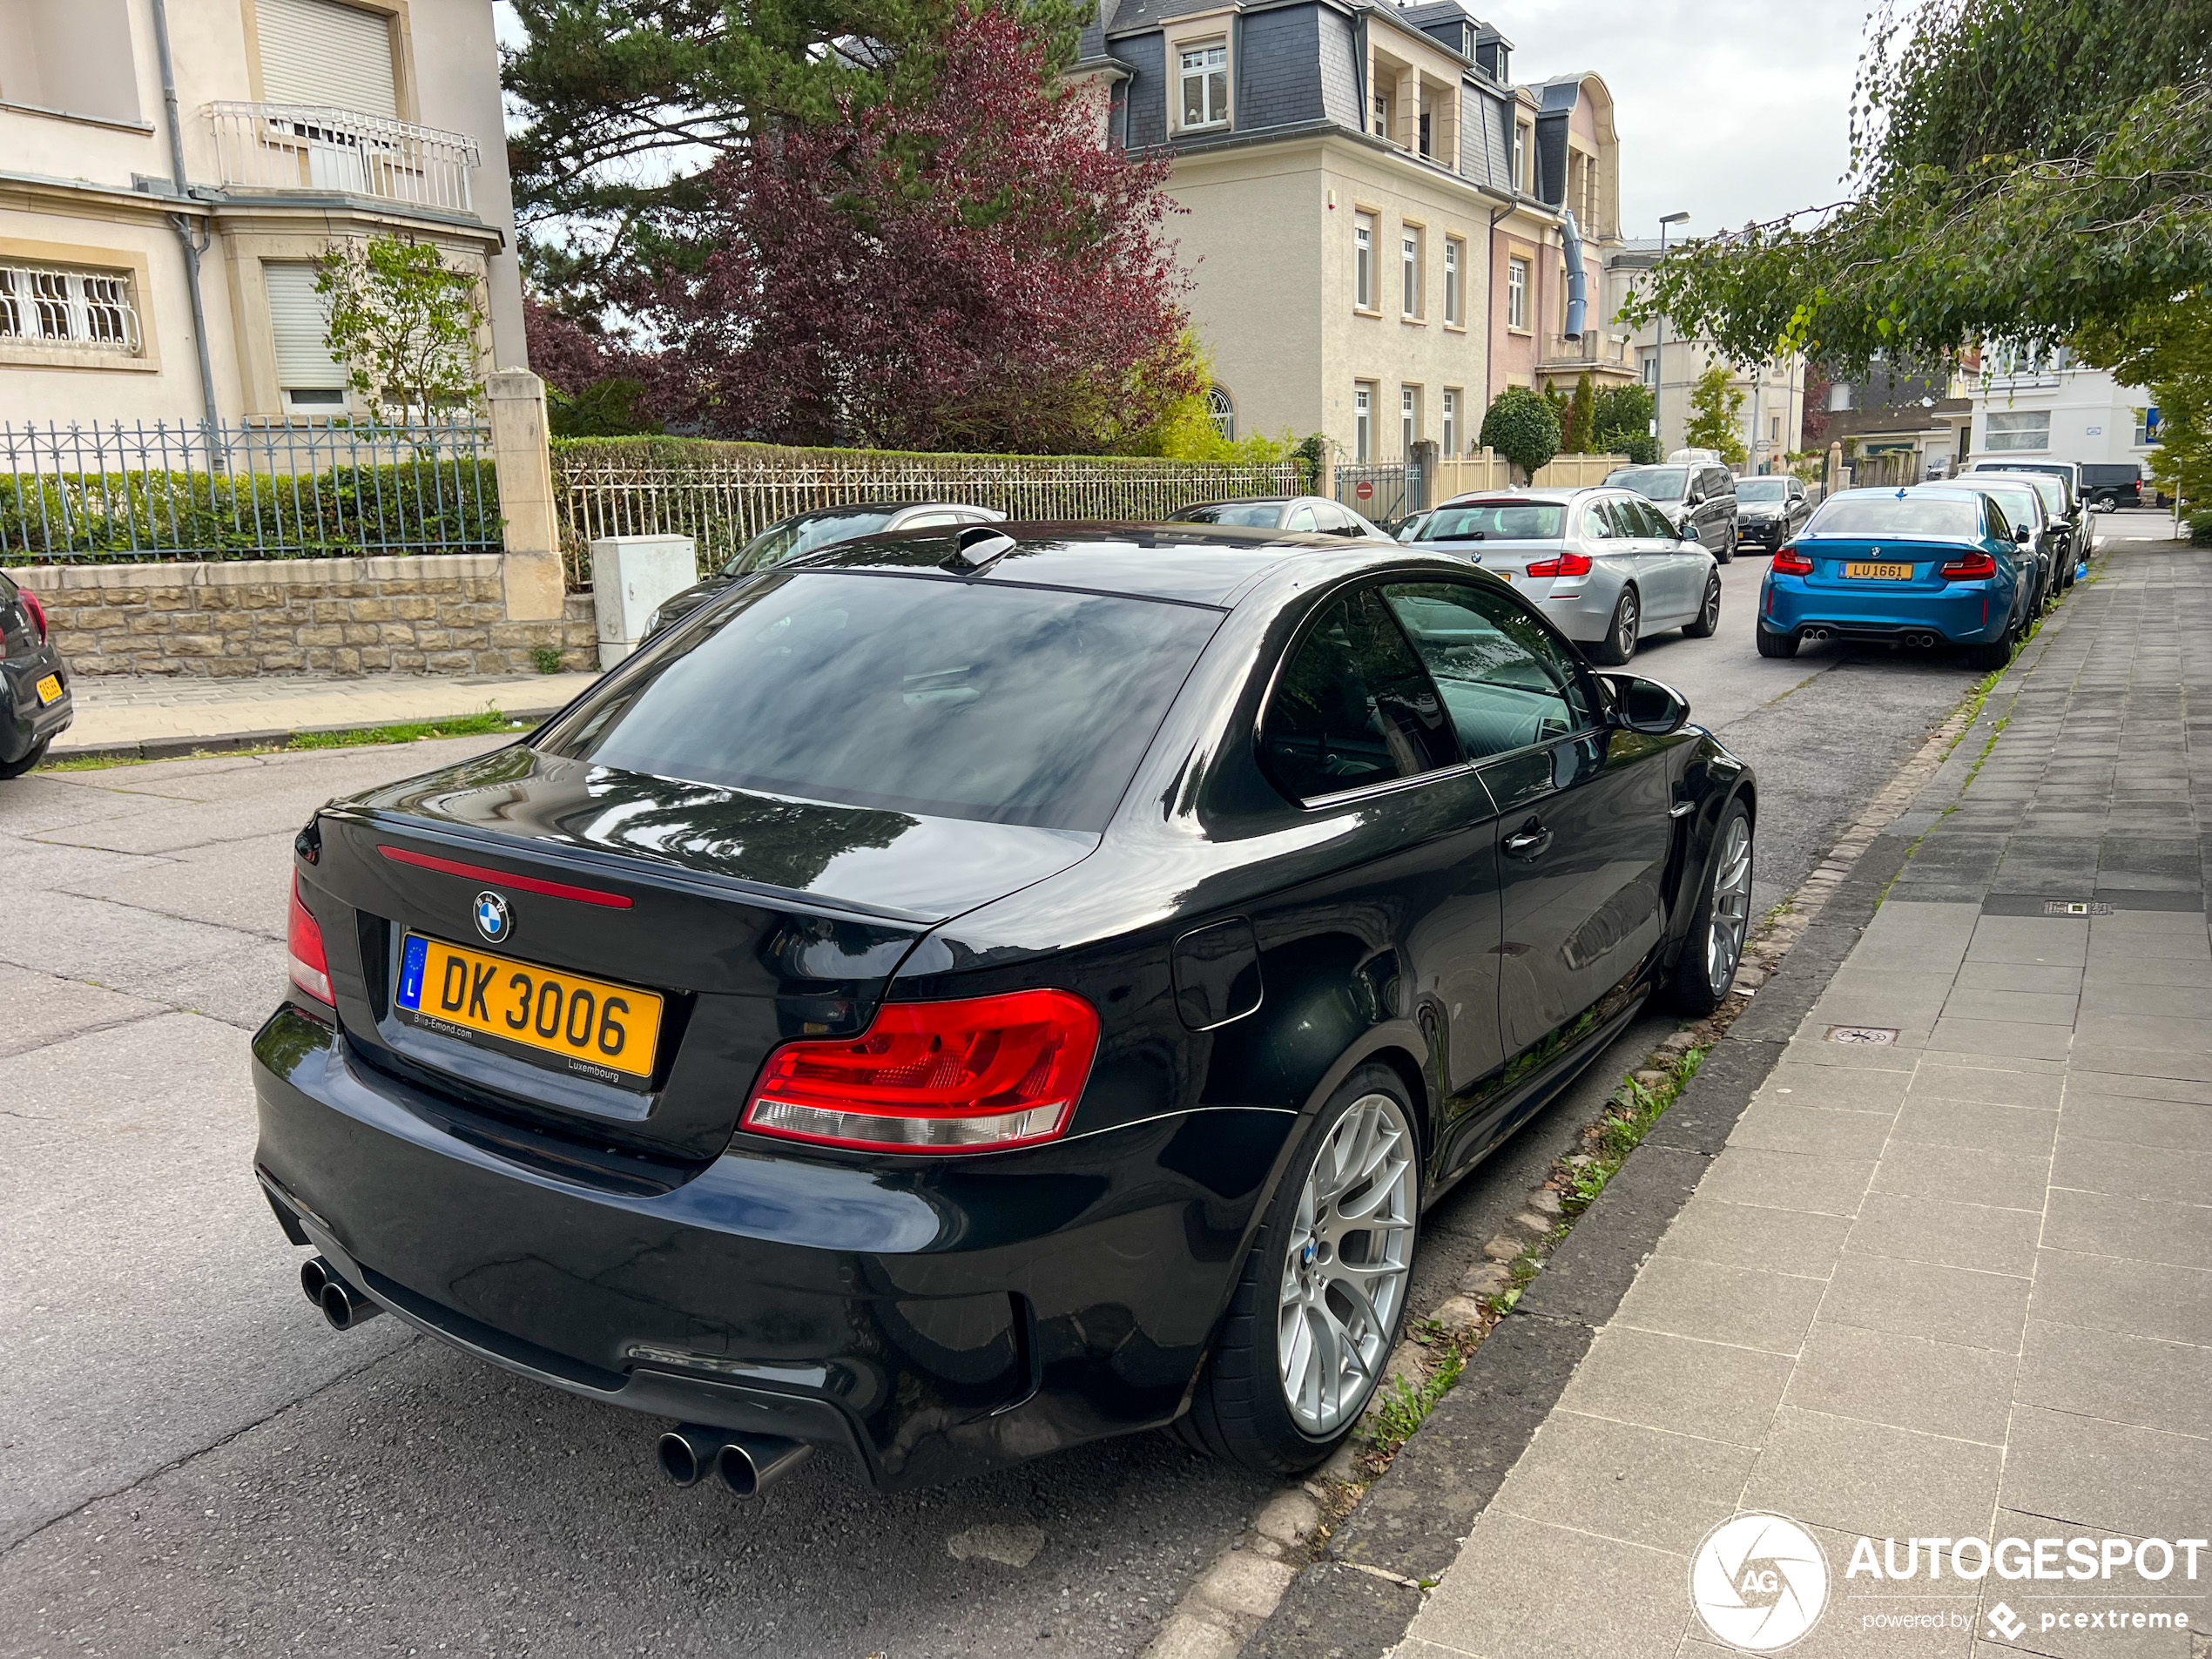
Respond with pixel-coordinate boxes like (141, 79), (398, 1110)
(1179, 1064), (1421, 1475)
(1966, 619), (2017, 672)
(0, 738), (50, 779)
(1665, 799), (1754, 1015)
(1586, 587), (1640, 666)
(1714, 531), (1736, 565)
(1682, 572), (1723, 638)
(1755, 624), (1799, 659)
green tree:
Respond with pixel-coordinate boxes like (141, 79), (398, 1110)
(1590, 383), (1658, 463)
(2082, 296), (2212, 507)
(1627, 0), (2212, 374)
(504, 0), (1095, 305)
(1684, 365), (1748, 464)
(1561, 372), (1596, 453)
(1480, 385), (1562, 482)
(315, 236), (487, 421)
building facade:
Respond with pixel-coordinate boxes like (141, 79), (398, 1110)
(1971, 347), (2158, 473)
(1822, 354), (1978, 479)
(0, 0), (523, 428)
(1094, 0), (1611, 462)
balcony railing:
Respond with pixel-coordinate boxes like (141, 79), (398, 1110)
(206, 102), (480, 216)
(1541, 332), (1634, 368)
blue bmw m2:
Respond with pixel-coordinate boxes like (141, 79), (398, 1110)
(1757, 488), (2032, 670)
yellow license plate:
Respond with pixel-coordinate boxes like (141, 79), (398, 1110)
(395, 933), (664, 1082)
(1481, 568), (1513, 582)
(1844, 562), (1914, 580)
(35, 673), (62, 705)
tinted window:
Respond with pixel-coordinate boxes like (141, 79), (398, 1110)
(1736, 480), (1789, 502)
(1804, 496), (1986, 540)
(1703, 468), (1735, 496)
(725, 509), (899, 575)
(1608, 467), (1689, 502)
(1631, 499), (1679, 537)
(1383, 583), (1593, 759)
(1259, 590), (1459, 801)
(1965, 486), (2040, 528)
(540, 571), (1220, 831)
(1419, 501), (1565, 540)
(1174, 502), (1288, 528)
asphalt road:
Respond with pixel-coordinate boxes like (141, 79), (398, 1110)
(0, 546), (1985, 1658)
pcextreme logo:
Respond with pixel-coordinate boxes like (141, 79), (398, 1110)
(1689, 1513), (1831, 1651)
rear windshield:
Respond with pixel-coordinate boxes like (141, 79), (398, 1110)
(1417, 501), (1565, 541)
(538, 571), (1220, 830)
(1173, 502), (1286, 528)
(725, 509), (899, 575)
(1958, 485), (2039, 526)
(1805, 496), (1984, 540)
(1608, 467), (1689, 502)
(1736, 479), (1789, 502)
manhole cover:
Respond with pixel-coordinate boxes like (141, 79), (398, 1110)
(2044, 900), (2113, 916)
(1826, 1025), (1899, 1045)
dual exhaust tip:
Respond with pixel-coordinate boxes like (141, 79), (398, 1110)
(301, 1259), (810, 1499)
(657, 1424), (813, 1499)
(1799, 629), (1939, 649)
(300, 1255), (381, 1332)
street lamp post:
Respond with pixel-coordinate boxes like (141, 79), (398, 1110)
(1654, 211), (1690, 453)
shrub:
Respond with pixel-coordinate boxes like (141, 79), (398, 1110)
(1480, 387), (1562, 482)
(2188, 509), (2212, 546)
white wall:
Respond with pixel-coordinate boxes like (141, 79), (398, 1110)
(1973, 367), (2155, 469)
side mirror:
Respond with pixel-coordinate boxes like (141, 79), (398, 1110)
(2015, 526), (2032, 544)
(1601, 673), (1691, 736)
(1679, 523), (1701, 543)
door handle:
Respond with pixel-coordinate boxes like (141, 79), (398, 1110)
(1503, 819), (1552, 860)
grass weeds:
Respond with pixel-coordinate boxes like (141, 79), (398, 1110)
(39, 707), (523, 772)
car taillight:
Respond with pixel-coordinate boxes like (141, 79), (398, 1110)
(743, 988), (1101, 1154)
(1770, 549), (1814, 575)
(1940, 551), (1997, 579)
(1524, 551), (1594, 577)
(18, 585), (47, 643)
(288, 873), (334, 1006)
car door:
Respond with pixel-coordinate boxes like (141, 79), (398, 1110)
(1626, 496), (1701, 621)
(1697, 468), (1737, 553)
(1786, 480), (1810, 537)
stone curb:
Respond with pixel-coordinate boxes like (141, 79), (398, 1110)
(45, 702), (572, 765)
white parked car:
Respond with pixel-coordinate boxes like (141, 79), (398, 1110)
(1400, 488), (1723, 665)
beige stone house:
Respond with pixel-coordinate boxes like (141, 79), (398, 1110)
(0, 0), (523, 428)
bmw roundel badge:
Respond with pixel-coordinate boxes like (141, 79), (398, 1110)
(473, 890), (511, 945)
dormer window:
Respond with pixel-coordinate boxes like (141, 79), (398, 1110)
(1179, 42), (1229, 130)
(1372, 91), (1393, 141)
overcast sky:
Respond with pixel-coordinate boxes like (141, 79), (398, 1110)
(1486, 0), (1871, 239)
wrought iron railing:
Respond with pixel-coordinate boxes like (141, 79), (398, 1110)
(206, 102), (481, 215)
(551, 444), (1309, 587)
(0, 421), (500, 562)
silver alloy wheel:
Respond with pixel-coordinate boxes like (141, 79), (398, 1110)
(1278, 1091), (1418, 1436)
(1615, 590), (1639, 659)
(1700, 577), (1721, 631)
(1705, 813), (1754, 997)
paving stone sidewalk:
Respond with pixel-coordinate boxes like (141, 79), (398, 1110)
(1398, 534), (2212, 1659)
(50, 668), (603, 759)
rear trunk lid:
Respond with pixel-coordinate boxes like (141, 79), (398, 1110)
(1416, 537), (1573, 601)
(1791, 537), (1977, 594)
(307, 745), (1096, 1163)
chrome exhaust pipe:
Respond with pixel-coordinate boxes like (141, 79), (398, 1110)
(656, 1424), (729, 1487)
(1806, 628), (1831, 642)
(304, 1257), (382, 1331)
(715, 1434), (812, 1499)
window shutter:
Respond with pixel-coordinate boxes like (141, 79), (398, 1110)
(255, 0), (399, 117)
(265, 264), (348, 390)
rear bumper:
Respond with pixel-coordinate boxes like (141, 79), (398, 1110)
(1533, 582), (1617, 643)
(1759, 577), (2012, 644)
(251, 1006), (1287, 1490)
(3, 651), (72, 763)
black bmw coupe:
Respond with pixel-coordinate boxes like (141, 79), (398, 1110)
(254, 523), (1755, 1496)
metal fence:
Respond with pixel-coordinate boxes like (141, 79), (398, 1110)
(1332, 463), (1426, 523)
(552, 442), (1308, 586)
(0, 421), (501, 562)
(206, 102), (481, 214)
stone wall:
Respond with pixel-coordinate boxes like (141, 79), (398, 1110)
(15, 556), (600, 678)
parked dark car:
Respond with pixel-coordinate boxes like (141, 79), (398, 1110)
(2078, 462), (2144, 510)
(1606, 462), (1740, 562)
(1, 570), (71, 779)
(1915, 478), (2059, 613)
(642, 502), (1005, 638)
(1168, 496), (1391, 538)
(1962, 460), (2093, 572)
(254, 524), (1758, 1497)
(1731, 476), (1811, 552)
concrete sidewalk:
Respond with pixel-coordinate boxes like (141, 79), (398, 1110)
(1398, 534), (2212, 1659)
(49, 668), (604, 759)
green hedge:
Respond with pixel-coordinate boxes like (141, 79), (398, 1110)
(0, 458), (502, 563)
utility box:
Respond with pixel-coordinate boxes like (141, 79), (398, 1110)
(590, 535), (698, 668)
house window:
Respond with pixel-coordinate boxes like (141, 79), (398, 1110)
(0, 263), (142, 354)
(1401, 386), (1418, 455)
(1828, 381), (1852, 412)
(1507, 257), (1528, 330)
(1401, 229), (1420, 319)
(1208, 385), (1235, 441)
(1442, 388), (1459, 455)
(265, 262), (350, 410)
(1443, 238), (1462, 325)
(1639, 347), (1658, 387)
(1985, 410), (2051, 453)
(1770, 415), (1782, 443)
(1354, 213), (1375, 310)
(1353, 383), (1373, 462)
(1418, 107), (1433, 158)
(1178, 42), (1229, 130)
(255, 0), (400, 116)
(1514, 124), (1530, 191)
(2135, 408), (2161, 446)
(1372, 92), (1392, 141)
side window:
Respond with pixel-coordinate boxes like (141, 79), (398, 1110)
(1285, 504), (1318, 532)
(899, 512), (958, 529)
(1986, 500), (2013, 542)
(1706, 468), (1735, 499)
(1632, 499), (1676, 538)
(1259, 590), (1460, 802)
(1602, 499), (1645, 539)
(1581, 502), (1615, 540)
(1382, 582), (1595, 759)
